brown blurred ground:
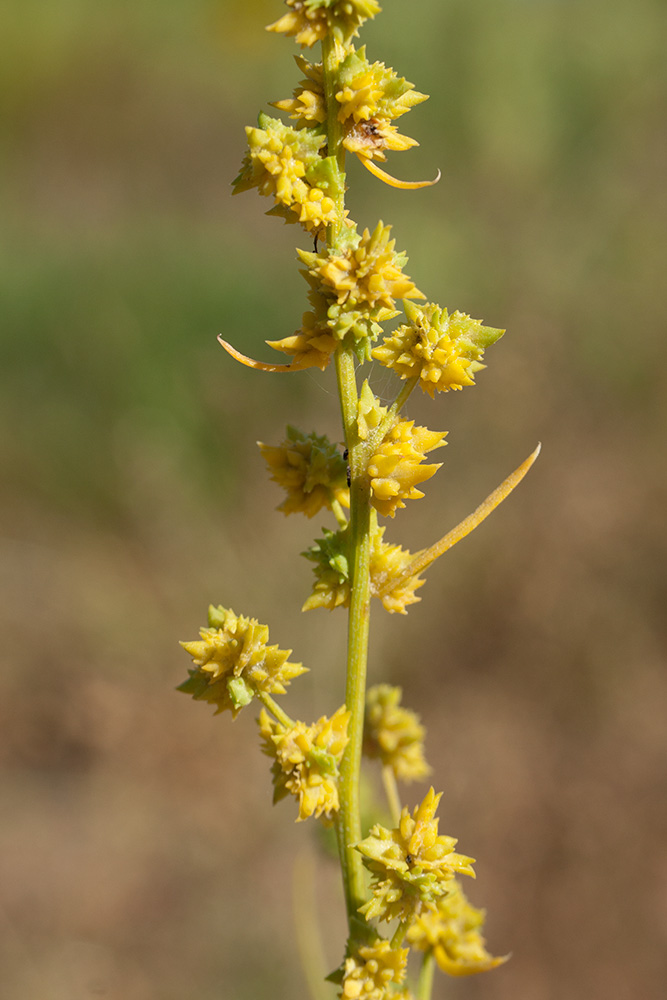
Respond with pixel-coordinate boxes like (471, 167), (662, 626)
(1, 1), (666, 998)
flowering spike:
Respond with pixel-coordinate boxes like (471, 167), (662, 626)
(360, 155), (441, 190)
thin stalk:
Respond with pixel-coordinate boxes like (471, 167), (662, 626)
(417, 951), (436, 1000)
(258, 691), (294, 729)
(381, 765), (402, 826)
(331, 497), (349, 529)
(323, 32), (373, 942)
(292, 852), (331, 1000)
(390, 920), (408, 950)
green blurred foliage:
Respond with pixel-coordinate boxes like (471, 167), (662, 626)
(1, 1), (666, 999)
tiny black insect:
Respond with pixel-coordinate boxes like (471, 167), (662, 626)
(405, 853), (414, 866)
(346, 466), (351, 487)
(343, 447), (349, 460)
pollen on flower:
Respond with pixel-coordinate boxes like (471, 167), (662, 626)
(356, 787), (475, 923)
(267, 0), (381, 48)
(178, 606), (307, 718)
(364, 685), (430, 780)
(367, 419), (447, 518)
(373, 301), (505, 396)
(407, 879), (508, 977)
(259, 426), (349, 517)
(339, 940), (408, 1000)
(259, 705), (350, 823)
(233, 114), (337, 233)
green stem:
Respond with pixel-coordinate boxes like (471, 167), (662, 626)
(322, 32), (373, 944)
(258, 691), (294, 729)
(417, 951), (436, 1000)
(390, 920), (408, 950)
(381, 765), (402, 826)
(322, 34), (346, 246)
(331, 496), (349, 529)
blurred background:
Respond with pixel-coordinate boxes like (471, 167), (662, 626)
(1, 0), (666, 997)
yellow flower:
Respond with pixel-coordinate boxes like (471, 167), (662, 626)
(299, 222), (423, 351)
(265, 291), (337, 371)
(356, 788), (475, 922)
(178, 606), (307, 718)
(336, 46), (428, 125)
(364, 685), (430, 781)
(373, 301), (504, 396)
(302, 526), (351, 611)
(302, 520), (424, 614)
(259, 705), (350, 823)
(272, 56), (326, 125)
(267, 0), (381, 48)
(407, 880), (508, 977)
(369, 525), (425, 614)
(339, 940), (408, 999)
(273, 48), (427, 159)
(367, 419), (447, 518)
(356, 380), (386, 442)
(259, 426), (349, 517)
(233, 114), (337, 233)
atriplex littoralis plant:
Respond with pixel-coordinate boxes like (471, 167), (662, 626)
(178, 2), (539, 997)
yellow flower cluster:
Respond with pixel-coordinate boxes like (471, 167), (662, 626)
(299, 222), (423, 349)
(302, 526), (351, 611)
(369, 525), (424, 614)
(274, 47), (427, 164)
(407, 879), (507, 977)
(373, 301), (505, 397)
(272, 56), (326, 126)
(363, 685), (430, 781)
(337, 47), (427, 125)
(259, 705), (350, 823)
(266, 289), (337, 370)
(367, 419), (447, 518)
(339, 940), (408, 1000)
(356, 787), (475, 922)
(233, 114), (337, 232)
(259, 426), (349, 518)
(267, 0), (381, 48)
(302, 522), (424, 614)
(178, 606), (307, 718)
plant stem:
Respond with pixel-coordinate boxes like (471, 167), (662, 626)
(417, 951), (436, 1000)
(258, 691), (294, 729)
(322, 32), (373, 942)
